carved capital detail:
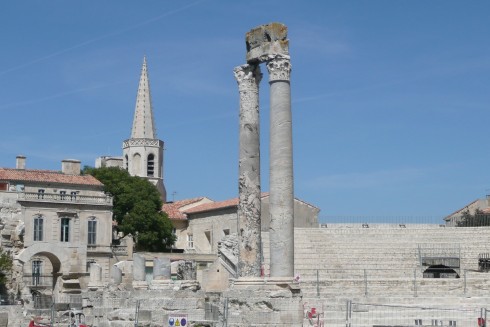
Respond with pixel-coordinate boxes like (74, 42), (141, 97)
(266, 55), (291, 82)
(234, 64), (262, 91)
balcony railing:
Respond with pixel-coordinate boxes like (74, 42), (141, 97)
(111, 245), (129, 256)
(23, 274), (54, 288)
(18, 192), (112, 205)
(87, 244), (113, 254)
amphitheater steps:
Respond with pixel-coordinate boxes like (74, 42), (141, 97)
(262, 225), (490, 326)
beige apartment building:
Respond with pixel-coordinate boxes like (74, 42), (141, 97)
(0, 157), (114, 305)
(164, 194), (320, 254)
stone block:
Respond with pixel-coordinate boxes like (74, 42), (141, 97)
(246, 22), (289, 63)
(153, 257), (171, 280)
(132, 254), (146, 281)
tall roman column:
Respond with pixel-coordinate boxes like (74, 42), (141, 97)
(267, 54), (294, 277)
(234, 64), (263, 277)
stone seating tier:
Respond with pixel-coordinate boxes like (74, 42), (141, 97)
(261, 226), (490, 324)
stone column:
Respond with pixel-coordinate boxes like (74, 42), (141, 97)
(234, 64), (262, 277)
(153, 257), (171, 280)
(89, 263), (102, 283)
(132, 253), (148, 289)
(111, 265), (122, 285)
(88, 263), (102, 290)
(267, 54), (294, 277)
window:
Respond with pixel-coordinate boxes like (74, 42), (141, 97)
(60, 190), (66, 200)
(32, 260), (42, 286)
(147, 154), (155, 176)
(60, 218), (70, 242)
(125, 154), (129, 171)
(88, 220), (97, 245)
(223, 229), (230, 236)
(187, 234), (194, 249)
(37, 189), (45, 199)
(70, 191), (77, 201)
(34, 216), (43, 241)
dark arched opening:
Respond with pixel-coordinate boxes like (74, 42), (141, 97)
(423, 264), (460, 278)
(147, 153), (155, 176)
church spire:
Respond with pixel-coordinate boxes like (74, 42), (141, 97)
(131, 56), (157, 139)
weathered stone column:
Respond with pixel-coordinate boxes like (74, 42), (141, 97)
(111, 265), (122, 285)
(267, 54), (294, 277)
(132, 253), (148, 289)
(153, 257), (171, 280)
(234, 64), (262, 277)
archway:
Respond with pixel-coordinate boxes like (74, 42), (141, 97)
(423, 264), (460, 278)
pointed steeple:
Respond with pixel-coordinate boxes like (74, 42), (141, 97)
(123, 56), (166, 202)
(131, 56), (157, 139)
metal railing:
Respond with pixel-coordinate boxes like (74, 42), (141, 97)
(346, 301), (488, 327)
(297, 267), (490, 298)
(320, 215), (446, 225)
(110, 245), (129, 256)
(18, 192), (112, 205)
(23, 274), (54, 288)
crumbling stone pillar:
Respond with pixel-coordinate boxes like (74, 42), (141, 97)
(234, 64), (262, 277)
(267, 54), (294, 277)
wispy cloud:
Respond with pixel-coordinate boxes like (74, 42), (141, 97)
(292, 24), (352, 57)
(0, 0), (208, 77)
(0, 81), (129, 111)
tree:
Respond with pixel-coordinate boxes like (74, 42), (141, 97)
(457, 209), (490, 227)
(83, 166), (175, 251)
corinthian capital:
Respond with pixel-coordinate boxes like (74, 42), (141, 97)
(266, 54), (291, 82)
(234, 64), (262, 91)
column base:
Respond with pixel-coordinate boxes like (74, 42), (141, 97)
(149, 279), (173, 290)
(222, 277), (303, 326)
(132, 281), (148, 290)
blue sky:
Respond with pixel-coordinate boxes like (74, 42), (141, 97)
(1, 1), (489, 222)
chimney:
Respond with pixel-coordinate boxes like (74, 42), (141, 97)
(16, 156), (26, 169)
(61, 159), (81, 175)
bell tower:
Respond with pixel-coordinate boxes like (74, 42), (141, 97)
(123, 56), (166, 202)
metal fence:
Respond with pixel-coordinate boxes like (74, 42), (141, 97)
(319, 216), (446, 225)
(297, 268), (490, 298)
(346, 302), (487, 327)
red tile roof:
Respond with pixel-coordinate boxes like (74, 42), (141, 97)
(164, 193), (318, 218)
(184, 198), (238, 214)
(184, 193), (270, 215)
(163, 197), (207, 219)
(0, 168), (103, 186)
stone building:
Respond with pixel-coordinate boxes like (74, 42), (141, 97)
(444, 196), (490, 226)
(165, 194), (320, 255)
(160, 193), (319, 292)
(0, 156), (114, 304)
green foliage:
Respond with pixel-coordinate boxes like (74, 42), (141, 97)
(457, 209), (490, 227)
(0, 248), (12, 285)
(83, 166), (175, 251)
